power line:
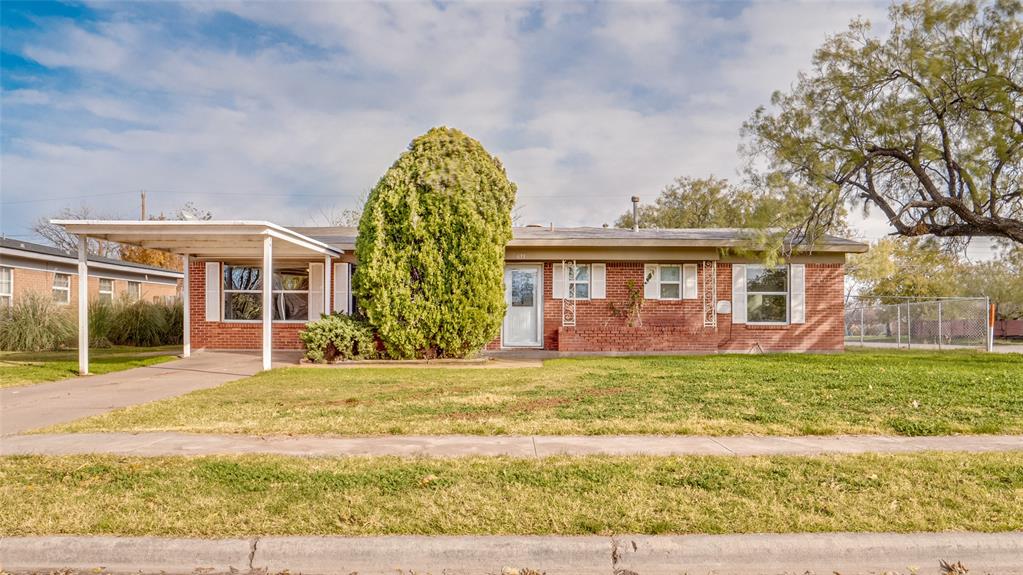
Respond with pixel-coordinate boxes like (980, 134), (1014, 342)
(1, 191), (139, 205)
(1, 188), (652, 205)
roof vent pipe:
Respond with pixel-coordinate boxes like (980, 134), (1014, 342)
(631, 196), (640, 232)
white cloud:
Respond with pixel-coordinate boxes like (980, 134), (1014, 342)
(2, 0), (895, 240)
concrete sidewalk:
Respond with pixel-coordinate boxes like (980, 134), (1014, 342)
(0, 351), (287, 436)
(4, 431), (1022, 457)
(3, 532), (1022, 574)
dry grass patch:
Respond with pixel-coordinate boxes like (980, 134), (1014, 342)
(2, 452), (1022, 537)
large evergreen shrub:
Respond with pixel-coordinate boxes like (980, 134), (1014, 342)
(354, 127), (517, 359)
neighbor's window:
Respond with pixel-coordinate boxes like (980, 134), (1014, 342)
(0, 266), (12, 307)
(223, 265), (309, 322)
(127, 281), (141, 302)
(98, 278), (114, 303)
(568, 263), (590, 300)
(52, 273), (70, 304)
(659, 265), (681, 299)
(746, 265), (788, 323)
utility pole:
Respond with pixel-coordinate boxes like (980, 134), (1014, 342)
(140, 190), (147, 221)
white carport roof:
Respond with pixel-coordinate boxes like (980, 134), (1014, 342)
(53, 220), (342, 376)
(51, 220), (342, 258)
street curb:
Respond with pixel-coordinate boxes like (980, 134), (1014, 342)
(3, 532), (1023, 574)
(0, 536), (253, 572)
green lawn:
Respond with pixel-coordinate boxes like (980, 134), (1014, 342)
(46, 349), (1023, 436)
(0, 346), (179, 388)
(1, 452), (1020, 536)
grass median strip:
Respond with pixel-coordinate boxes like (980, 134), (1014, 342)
(0, 347), (179, 388)
(44, 350), (1023, 436)
(2, 452), (1021, 536)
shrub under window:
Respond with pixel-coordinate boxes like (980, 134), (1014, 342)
(299, 313), (378, 362)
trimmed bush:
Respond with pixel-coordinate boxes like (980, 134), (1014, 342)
(299, 314), (378, 362)
(0, 292), (76, 352)
(354, 127), (516, 359)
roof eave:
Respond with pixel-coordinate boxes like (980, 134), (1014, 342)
(508, 238), (867, 253)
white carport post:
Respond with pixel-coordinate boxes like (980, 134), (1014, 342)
(77, 235), (89, 375)
(262, 235), (273, 371)
(182, 254), (191, 358)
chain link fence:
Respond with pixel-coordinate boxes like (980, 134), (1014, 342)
(844, 296), (992, 351)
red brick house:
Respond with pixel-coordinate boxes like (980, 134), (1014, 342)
(55, 220), (866, 372)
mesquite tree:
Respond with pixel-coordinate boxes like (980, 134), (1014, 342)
(353, 127), (517, 359)
(744, 0), (1022, 245)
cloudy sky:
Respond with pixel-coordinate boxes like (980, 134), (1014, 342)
(3, 0), (959, 254)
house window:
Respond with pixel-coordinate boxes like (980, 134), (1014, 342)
(98, 278), (114, 303)
(222, 265), (309, 322)
(568, 264), (590, 300)
(127, 281), (141, 301)
(52, 273), (70, 304)
(0, 267), (12, 307)
(658, 265), (681, 299)
(746, 265), (788, 323)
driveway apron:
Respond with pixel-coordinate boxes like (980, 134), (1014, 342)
(0, 351), (279, 435)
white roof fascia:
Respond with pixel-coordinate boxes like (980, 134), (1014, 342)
(50, 220), (343, 258)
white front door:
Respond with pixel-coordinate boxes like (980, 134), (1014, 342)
(503, 264), (543, 348)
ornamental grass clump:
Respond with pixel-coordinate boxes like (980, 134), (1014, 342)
(88, 299), (117, 348)
(159, 300), (184, 345)
(109, 299), (169, 347)
(299, 314), (378, 362)
(0, 291), (183, 351)
(354, 127), (517, 359)
(0, 291), (75, 352)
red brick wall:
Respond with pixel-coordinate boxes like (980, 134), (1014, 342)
(716, 263), (845, 352)
(493, 261), (845, 353)
(189, 258), (845, 353)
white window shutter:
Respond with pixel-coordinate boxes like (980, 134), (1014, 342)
(591, 263), (606, 299)
(204, 262), (220, 322)
(643, 264), (659, 299)
(308, 262), (324, 320)
(790, 263), (805, 324)
(333, 262), (350, 314)
(731, 264), (746, 324)
(552, 263), (565, 299)
(683, 264), (698, 299)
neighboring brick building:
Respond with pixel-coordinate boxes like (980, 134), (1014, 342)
(0, 237), (181, 308)
(53, 220), (867, 360)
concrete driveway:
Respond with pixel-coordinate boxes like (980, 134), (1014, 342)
(0, 351), (294, 436)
